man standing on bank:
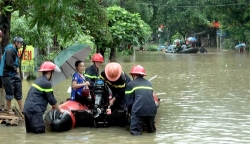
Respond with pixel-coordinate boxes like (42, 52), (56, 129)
(0, 36), (24, 114)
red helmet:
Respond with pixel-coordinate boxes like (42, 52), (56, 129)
(38, 61), (61, 72)
(105, 62), (122, 81)
(92, 53), (104, 63)
(130, 65), (147, 76)
(0, 30), (3, 37)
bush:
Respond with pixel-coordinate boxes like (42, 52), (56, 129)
(27, 74), (37, 81)
(222, 39), (236, 49)
(147, 45), (158, 51)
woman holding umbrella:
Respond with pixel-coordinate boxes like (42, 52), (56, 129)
(70, 60), (91, 105)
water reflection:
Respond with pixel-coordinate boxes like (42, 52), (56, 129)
(1, 49), (250, 143)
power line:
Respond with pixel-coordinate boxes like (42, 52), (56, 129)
(134, 2), (250, 7)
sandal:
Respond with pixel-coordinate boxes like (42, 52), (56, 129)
(7, 110), (15, 115)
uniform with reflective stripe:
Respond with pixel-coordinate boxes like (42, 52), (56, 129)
(85, 64), (99, 90)
(100, 70), (130, 98)
(100, 70), (131, 110)
(23, 75), (57, 113)
(32, 84), (53, 92)
(125, 77), (157, 116)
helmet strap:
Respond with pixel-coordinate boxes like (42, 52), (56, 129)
(48, 71), (53, 81)
(132, 75), (136, 80)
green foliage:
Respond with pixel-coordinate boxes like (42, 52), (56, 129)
(26, 74), (36, 81)
(36, 51), (59, 67)
(122, 48), (134, 56)
(107, 6), (152, 46)
(171, 33), (183, 42)
(221, 39), (236, 49)
(75, 0), (112, 48)
(0, 0), (12, 15)
(11, 11), (53, 48)
(16, 0), (81, 41)
(147, 45), (158, 51)
(57, 32), (95, 49)
(25, 58), (37, 81)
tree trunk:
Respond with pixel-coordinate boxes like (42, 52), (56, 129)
(0, 0), (12, 109)
(120, 0), (125, 8)
(109, 47), (116, 62)
(99, 47), (106, 61)
(19, 44), (27, 80)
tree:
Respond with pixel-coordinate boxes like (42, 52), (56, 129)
(105, 6), (152, 61)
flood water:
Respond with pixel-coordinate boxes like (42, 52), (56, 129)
(1, 48), (250, 144)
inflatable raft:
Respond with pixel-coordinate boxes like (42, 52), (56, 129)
(166, 48), (199, 54)
(44, 79), (160, 132)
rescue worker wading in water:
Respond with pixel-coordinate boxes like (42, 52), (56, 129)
(23, 61), (64, 134)
(100, 62), (131, 111)
(125, 65), (157, 136)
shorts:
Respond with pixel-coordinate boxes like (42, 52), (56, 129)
(1, 74), (22, 100)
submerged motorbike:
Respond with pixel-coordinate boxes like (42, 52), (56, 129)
(44, 79), (160, 132)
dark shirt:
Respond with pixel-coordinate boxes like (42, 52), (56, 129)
(125, 77), (157, 116)
(100, 71), (131, 100)
(200, 47), (207, 53)
(23, 75), (57, 113)
(85, 64), (99, 90)
(0, 44), (19, 76)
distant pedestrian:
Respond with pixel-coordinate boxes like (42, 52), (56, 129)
(239, 46), (244, 53)
(200, 45), (207, 53)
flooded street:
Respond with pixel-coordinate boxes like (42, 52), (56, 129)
(1, 48), (250, 143)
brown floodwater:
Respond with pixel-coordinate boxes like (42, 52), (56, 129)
(1, 48), (250, 144)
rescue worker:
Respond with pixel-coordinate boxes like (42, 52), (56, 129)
(0, 36), (24, 114)
(125, 65), (157, 136)
(199, 45), (207, 53)
(23, 61), (64, 134)
(100, 62), (131, 111)
(85, 53), (104, 91)
(70, 60), (91, 105)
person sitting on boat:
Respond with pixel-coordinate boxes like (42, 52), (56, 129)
(181, 44), (187, 50)
(125, 65), (157, 136)
(85, 53), (104, 93)
(23, 61), (64, 134)
(70, 60), (91, 106)
(176, 43), (183, 53)
(100, 62), (131, 111)
(199, 45), (207, 53)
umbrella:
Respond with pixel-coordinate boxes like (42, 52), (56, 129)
(235, 43), (246, 49)
(51, 44), (92, 86)
(187, 37), (197, 42)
